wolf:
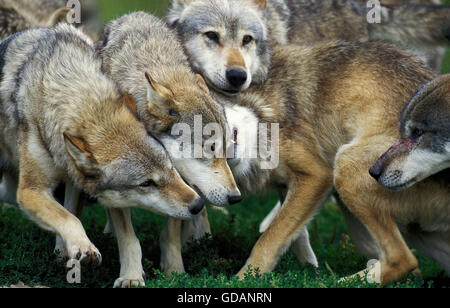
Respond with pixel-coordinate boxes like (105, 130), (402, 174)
(370, 74), (450, 191)
(96, 12), (241, 208)
(165, 0), (450, 272)
(0, 0), (71, 40)
(167, 0), (450, 96)
(163, 41), (450, 284)
(93, 12), (241, 275)
(0, 24), (204, 287)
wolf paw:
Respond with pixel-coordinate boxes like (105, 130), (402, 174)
(66, 239), (102, 266)
(114, 275), (146, 288)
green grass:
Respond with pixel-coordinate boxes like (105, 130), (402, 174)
(0, 0), (449, 288)
(0, 196), (448, 288)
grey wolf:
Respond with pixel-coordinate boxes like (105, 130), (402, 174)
(163, 41), (449, 285)
(370, 74), (450, 191)
(95, 12), (241, 208)
(94, 12), (241, 276)
(167, 0), (450, 96)
(0, 24), (203, 287)
(0, 0), (71, 40)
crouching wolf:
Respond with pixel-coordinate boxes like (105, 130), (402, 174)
(93, 12), (241, 275)
(370, 74), (450, 191)
(0, 24), (203, 287)
(164, 41), (450, 284)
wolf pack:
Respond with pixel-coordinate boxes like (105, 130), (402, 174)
(0, 0), (449, 288)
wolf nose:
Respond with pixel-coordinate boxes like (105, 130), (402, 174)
(188, 198), (205, 215)
(226, 68), (247, 88)
(369, 165), (382, 181)
(228, 194), (243, 205)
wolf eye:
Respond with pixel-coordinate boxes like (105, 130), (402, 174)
(411, 128), (424, 139)
(168, 109), (177, 117)
(140, 179), (157, 187)
(243, 35), (254, 46)
(205, 31), (220, 43)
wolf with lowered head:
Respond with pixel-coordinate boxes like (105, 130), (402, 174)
(0, 24), (203, 287)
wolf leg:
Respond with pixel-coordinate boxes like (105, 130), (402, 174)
(54, 180), (84, 258)
(404, 230), (450, 274)
(259, 200), (318, 267)
(0, 171), (18, 205)
(334, 140), (418, 285)
(160, 217), (185, 275)
(181, 208), (211, 247)
(237, 154), (333, 278)
(336, 194), (380, 259)
(108, 208), (145, 288)
(17, 141), (101, 265)
(291, 227), (319, 268)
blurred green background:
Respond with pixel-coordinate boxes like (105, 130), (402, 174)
(97, 0), (171, 19)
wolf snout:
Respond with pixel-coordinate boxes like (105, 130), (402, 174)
(369, 163), (383, 181)
(226, 67), (247, 88)
(228, 194), (243, 205)
(188, 198), (205, 215)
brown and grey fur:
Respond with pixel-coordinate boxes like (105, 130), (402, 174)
(168, 0), (450, 95)
(267, 0), (449, 72)
(94, 12), (241, 275)
(165, 0), (450, 274)
(164, 41), (450, 284)
(95, 12), (240, 208)
(370, 74), (450, 191)
(0, 0), (72, 40)
(0, 24), (203, 287)
(2, 0), (102, 39)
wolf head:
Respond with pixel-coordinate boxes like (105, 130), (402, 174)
(167, 0), (271, 95)
(64, 93), (204, 218)
(370, 75), (450, 190)
(139, 71), (242, 207)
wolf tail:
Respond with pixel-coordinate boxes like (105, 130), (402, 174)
(369, 4), (450, 47)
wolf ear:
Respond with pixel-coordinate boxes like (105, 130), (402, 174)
(166, 0), (197, 27)
(123, 93), (138, 118)
(145, 72), (173, 101)
(64, 132), (99, 177)
(196, 74), (210, 94)
(46, 7), (72, 27)
(253, 0), (266, 9)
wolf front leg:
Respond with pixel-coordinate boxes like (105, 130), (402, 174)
(55, 180), (84, 258)
(160, 217), (185, 275)
(237, 163), (333, 279)
(16, 139), (101, 265)
(108, 208), (145, 288)
(160, 209), (211, 276)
